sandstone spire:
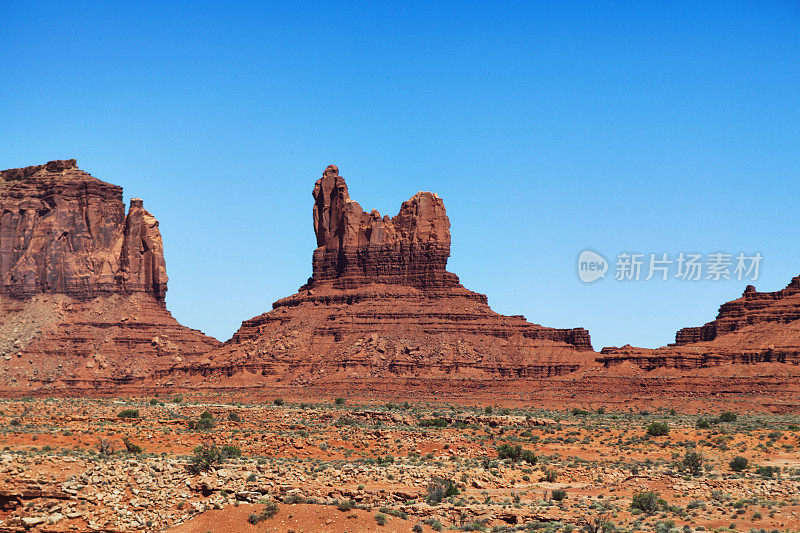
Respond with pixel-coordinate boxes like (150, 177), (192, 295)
(310, 165), (458, 289)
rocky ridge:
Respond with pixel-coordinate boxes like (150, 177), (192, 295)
(598, 277), (800, 370)
(674, 277), (800, 345)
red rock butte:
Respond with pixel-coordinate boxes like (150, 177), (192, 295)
(2, 160), (800, 408)
(599, 276), (800, 370)
(169, 165), (593, 395)
(0, 160), (219, 394)
(0, 159), (166, 300)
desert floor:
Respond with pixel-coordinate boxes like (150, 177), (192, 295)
(0, 396), (797, 532)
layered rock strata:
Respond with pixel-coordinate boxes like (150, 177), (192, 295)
(0, 293), (219, 392)
(309, 165), (459, 290)
(674, 277), (800, 344)
(0, 160), (219, 392)
(598, 277), (800, 370)
(190, 166), (593, 390)
(0, 159), (168, 300)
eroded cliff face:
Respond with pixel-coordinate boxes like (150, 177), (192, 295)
(0, 160), (219, 393)
(184, 165), (593, 392)
(598, 277), (800, 370)
(0, 160), (167, 300)
(674, 277), (800, 344)
(309, 165), (459, 290)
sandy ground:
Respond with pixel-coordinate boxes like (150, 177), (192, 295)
(0, 397), (797, 532)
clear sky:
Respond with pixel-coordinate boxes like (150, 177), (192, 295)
(1, 1), (798, 350)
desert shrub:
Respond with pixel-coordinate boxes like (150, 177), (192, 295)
(496, 444), (537, 464)
(97, 439), (114, 456)
(172, 396), (183, 403)
(732, 499), (748, 509)
(419, 418), (449, 428)
(596, 406), (606, 414)
(334, 416), (354, 426)
(696, 418), (711, 429)
(200, 411), (213, 419)
(755, 465), (779, 478)
(379, 506), (407, 519)
(654, 520), (675, 533)
(521, 449), (537, 464)
(149, 398), (159, 405)
(336, 499), (354, 511)
(484, 406), (493, 414)
(334, 397), (346, 406)
(123, 437), (142, 454)
(220, 445), (241, 458)
(374, 512), (387, 525)
(375, 455), (394, 465)
(497, 443), (522, 461)
(682, 450), (703, 476)
(631, 491), (665, 514)
(283, 493), (304, 504)
(719, 411), (738, 423)
(646, 422), (670, 437)
(413, 525), (424, 533)
(543, 468), (559, 482)
(247, 502), (278, 524)
(571, 408), (589, 417)
(118, 409), (139, 419)
(187, 417), (215, 430)
(710, 489), (727, 501)
(551, 489), (567, 501)
(425, 517), (443, 531)
(246, 472), (257, 482)
(10, 418), (20, 427)
(458, 521), (487, 532)
(190, 444), (224, 472)
(228, 411), (241, 422)
(730, 456), (749, 472)
(273, 398), (284, 406)
(426, 476), (459, 504)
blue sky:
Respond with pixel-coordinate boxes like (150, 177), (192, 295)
(1, 1), (798, 349)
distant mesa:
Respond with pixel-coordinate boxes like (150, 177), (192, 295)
(673, 277), (800, 345)
(0, 160), (219, 394)
(599, 276), (800, 370)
